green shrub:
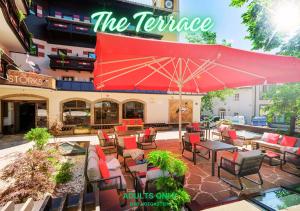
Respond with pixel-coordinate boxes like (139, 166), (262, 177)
(147, 150), (190, 211)
(54, 162), (73, 184)
(24, 128), (52, 150)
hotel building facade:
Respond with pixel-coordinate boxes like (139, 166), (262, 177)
(0, 0), (202, 135)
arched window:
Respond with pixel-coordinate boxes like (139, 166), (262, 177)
(62, 100), (90, 125)
(94, 101), (119, 124)
(122, 101), (144, 119)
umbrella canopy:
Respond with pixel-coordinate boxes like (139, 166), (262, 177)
(94, 32), (300, 139)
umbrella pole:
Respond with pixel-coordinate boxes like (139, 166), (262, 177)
(178, 84), (182, 145)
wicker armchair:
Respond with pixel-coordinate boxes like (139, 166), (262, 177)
(97, 130), (116, 151)
(280, 151), (300, 176)
(137, 127), (157, 149)
(182, 132), (210, 165)
(218, 150), (264, 190)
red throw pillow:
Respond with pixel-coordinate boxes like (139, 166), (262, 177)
(102, 132), (110, 142)
(192, 122), (200, 129)
(144, 129), (151, 139)
(95, 145), (106, 161)
(232, 152), (239, 162)
(228, 130), (237, 140)
(136, 119), (143, 125)
(98, 160), (110, 183)
(124, 137), (137, 149)
(189, 134), (200, 145)
(116, 126), (127, 131)
(281, 136), (297, 147)
(129, 119), (135, 125)
(266, 133), (280, 144)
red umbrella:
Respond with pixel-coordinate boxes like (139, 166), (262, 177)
(94, 33), (300, 139)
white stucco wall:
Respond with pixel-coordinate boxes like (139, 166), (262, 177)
(0, 85), (201, 132)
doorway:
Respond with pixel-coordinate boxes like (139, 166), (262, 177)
(18, 103), (36, 133)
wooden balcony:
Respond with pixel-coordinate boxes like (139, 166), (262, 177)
(48, 55), (95, 72)
(0, 0), (32, 51)
(46, 16), (163, 40)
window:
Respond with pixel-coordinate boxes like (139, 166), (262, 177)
(57, 49), (68, 56)
(219, 108), (226, 119)
(234, 94), (239, 101)
(95, 101), (119, 124)
(62, 76), (74, 81)
(88, 52), (96, 59)
(123, 101), (144, 119)
(63, 100), (90, 125)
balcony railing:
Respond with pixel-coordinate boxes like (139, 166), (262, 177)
(117, 0), (173, 13)
(46, 16), (163, 40)
(48, 55), (95, 72)
(0, 0), (32, 51)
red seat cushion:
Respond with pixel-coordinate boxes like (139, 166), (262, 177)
(228, 130), (237, 140)
(189, 134), (200, 145)
(124, 137), (137, 149)
(95, 145), (106, 161)
(129, 119), (135, 125)
(266, 133), (280, 144)
(280, 136), (297, 147)
(116, 125), (127, 131)
(98, 160), (110, 183)
(102, 131), (110, 142)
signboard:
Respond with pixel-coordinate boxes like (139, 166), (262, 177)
(169, 99), (193, 123)
(1, 70), (56, 89)
(91, 11), (214, 33)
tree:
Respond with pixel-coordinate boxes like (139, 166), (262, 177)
(263, 83), (300, 135)
(230, 0), (300, 133)
(185, 31), (235, 114)
(230, 0), (300, 58)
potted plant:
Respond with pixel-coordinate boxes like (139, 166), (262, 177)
(24, 128), (52, 150)
(147, 150), (190, 211)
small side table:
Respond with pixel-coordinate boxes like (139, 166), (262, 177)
(264, 151), (280, 166)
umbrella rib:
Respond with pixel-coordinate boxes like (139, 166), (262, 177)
(98, 57), (170, 84)
(183, 59), (216, 84)
(185, 62), (201, 93)
(95, 57), (160, 78)
(134, 58), (174, 86)
(96, 56), (155, 64)
(168, 58), (180, 91)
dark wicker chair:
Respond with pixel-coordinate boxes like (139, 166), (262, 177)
(182, 132), (210, 165)
(97, 130), (116, 152)
(218, 150), (264, 190)
(280, 151), (300, 176)
(137, 128), (157, 149)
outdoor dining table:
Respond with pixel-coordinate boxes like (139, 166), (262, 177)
(197, 140), (237, 176)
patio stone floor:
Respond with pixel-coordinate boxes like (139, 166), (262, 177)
(119, 139), (300, 210)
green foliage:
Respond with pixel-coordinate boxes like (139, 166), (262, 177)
(263, 83), (300, 134)
(230, 0), (300, 58)
(54, 161), (73, 184)
(24, 128), (52, 150)
(147, 151), (190, 210)
(201, 89), (235, 112)
(17, 10), (26, 24)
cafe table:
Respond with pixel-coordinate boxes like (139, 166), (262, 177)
(197, 140), (237, 176)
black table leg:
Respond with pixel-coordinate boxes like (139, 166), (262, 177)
(212, 150), (216, 176)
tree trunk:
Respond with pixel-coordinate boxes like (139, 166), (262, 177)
(289, 115), (296, 135)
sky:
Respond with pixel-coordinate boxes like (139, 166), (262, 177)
(179, 0), (253, 50)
